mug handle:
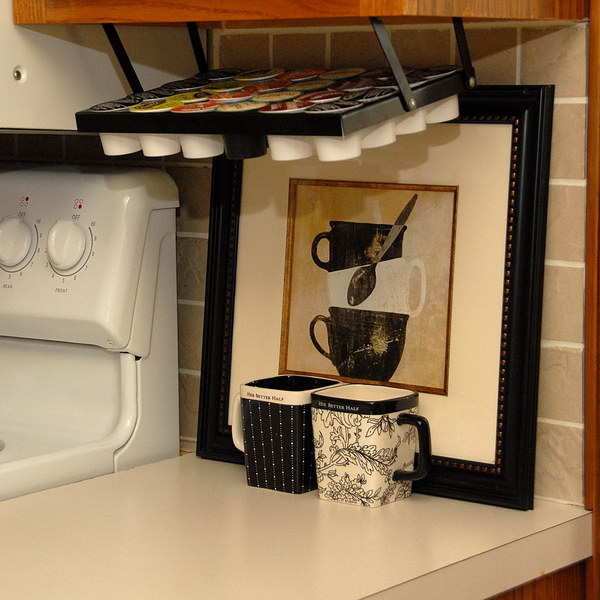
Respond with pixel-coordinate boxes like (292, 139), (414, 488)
(392, 413), (431, 482)
(408, 258), (427, 318)
(310, 232), (331, 270)
(309, 315), (331, 359)
(230, 392), (245, 452)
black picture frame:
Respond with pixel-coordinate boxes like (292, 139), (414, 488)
(197, 85), (554, 510)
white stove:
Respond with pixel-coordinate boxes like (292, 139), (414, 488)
(0, 166), (180, 501)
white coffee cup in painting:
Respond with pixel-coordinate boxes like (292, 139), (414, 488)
(327, 257), (427, 316)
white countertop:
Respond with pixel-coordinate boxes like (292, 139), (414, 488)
(0, 454), (591, 600)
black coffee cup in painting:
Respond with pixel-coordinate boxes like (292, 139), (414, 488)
(311, 221), (407, 272)
(309, 307), (409, 382)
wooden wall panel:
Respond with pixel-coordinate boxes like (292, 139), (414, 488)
(488, 562), (586, 600)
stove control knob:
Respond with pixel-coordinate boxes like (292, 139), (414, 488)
(0, 216), (33, 268)
(47, 220), (88, 271)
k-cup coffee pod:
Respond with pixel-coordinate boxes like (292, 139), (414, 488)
(280, 68), (326, 81)
(267, 135), (314, 161)
(201, 80), (245, 93)
(208, 90), (256, 103)
(361, 67), (394, 79)
(424, 94), (459, 123)
(206, 68), (242, 81)
(394, 107), (427, 134)
(156, 76), (209, 92)
(171, 100), (224, 113)
(297, 90), (344, 104)
(234, 68), (284, 81)
(99, 133), (142, 156)
(167, 91), (210, 103)
(340, 89), (371, 102)
(88, 97), (142, 112)
(180, 134), (225, 158)
(356, 87), (398, 103)
(129, 89), (174, 102)
(245, 80), (287, 94)
(128, 99), (183, 113)
(287, 80), (333, 92)
(255, 90), (301, 103)
(319, 67), (366, 80)
(216, 101), (267, 112)
(330, 77), (377, 92)
(306, 100), (360, 114)
(258, 101), (313, 114)
(315, 132), (362, 161)
(139, 133), (181, 157)
(360, 118), (397, 149)
(420, 65), (459, 79)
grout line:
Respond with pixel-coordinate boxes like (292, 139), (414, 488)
(179, 368), (201, 377)
(544, 259), (585, 268)
(177, 299), (205, 307)
(538, 417), (584, 430)
(515, 25), (522, 85)
(541, 340), (584, 350)
(534, 495), (586, 508)
(549, 178), (587, 186)
(176, 231), (209, 239)
(555, 97), (588, 104)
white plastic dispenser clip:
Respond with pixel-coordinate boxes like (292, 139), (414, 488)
(139, 133), (181, 157)
(179, 134), (225, 158)
(424, 95), (459, 124)
(99, 133), (142, 156)
(267, 135), (314, 161)
(315, 132), (362, 161)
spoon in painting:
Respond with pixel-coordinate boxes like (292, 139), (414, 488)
(346, 193), (418, 307)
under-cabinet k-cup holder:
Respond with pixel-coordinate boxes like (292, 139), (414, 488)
(311, 384), (431, 508)
(232, 375), (339, 494)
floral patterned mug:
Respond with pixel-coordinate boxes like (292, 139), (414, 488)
(311, 384), (431, 508)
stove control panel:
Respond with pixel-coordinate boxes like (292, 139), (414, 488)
(0, 167), (178, 349)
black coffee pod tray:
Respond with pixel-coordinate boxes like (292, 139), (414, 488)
(75, 70), (467, 138)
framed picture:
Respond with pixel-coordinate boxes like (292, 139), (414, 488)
(197, 85), (554, 510)
(281, 180), (457, 395)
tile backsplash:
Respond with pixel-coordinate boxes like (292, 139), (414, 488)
(0, 18), (587, 505)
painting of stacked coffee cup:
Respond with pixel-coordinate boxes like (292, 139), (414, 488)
(280, 179), (457, 395)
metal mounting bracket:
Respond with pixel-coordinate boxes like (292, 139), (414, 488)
(101, 22), (210, 95)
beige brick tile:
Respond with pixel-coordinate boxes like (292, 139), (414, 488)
(176, 236), (208, 301)
(541, 265), (584, 343)
(521, 24), (587, 97)
(218, 34), (270, 69)
(177, 302), (204, 372)
(549, 103), (586, 180)
(537, 346), (583, 423)
(461, 27), (517, 85)
(391, 27), (452, 68)
(535, 420), (584, 504)
(273, 33), (326, 69)
(179, 372), (200, 439)
(166, 166), (211, 234)
(545, 185), (585, 262)
(330, 31), (390, 69)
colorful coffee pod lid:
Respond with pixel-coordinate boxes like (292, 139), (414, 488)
(297, 90), (344, 104)
(245, 80), (287, 94)
(287, 79), (334, 92)
(167, 91), (210, 104)
(258, 101), (313, 113)
(129, 89), (174, 102)
(202, 80), (245, 93)
(311, 384), (418, 415)
(208, 90), (257, 102)
(216, 101), (267, 112)
(319, 67), (366, 80)
(361, 67), (394, 79)
(128, 99), (183, 113)
(255, 90), (301, 103)
(305, 100), (361, 113)
(88, 97), (142, 111)
(234, 68), (284, 82)
(356, 87), (398, 103)
(205, 68), (242, 81)
(329, 77), (376, 91)
(156, 76), (209, 92)
(281, 68), (326, 81)
(171, 100), (224, 113)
